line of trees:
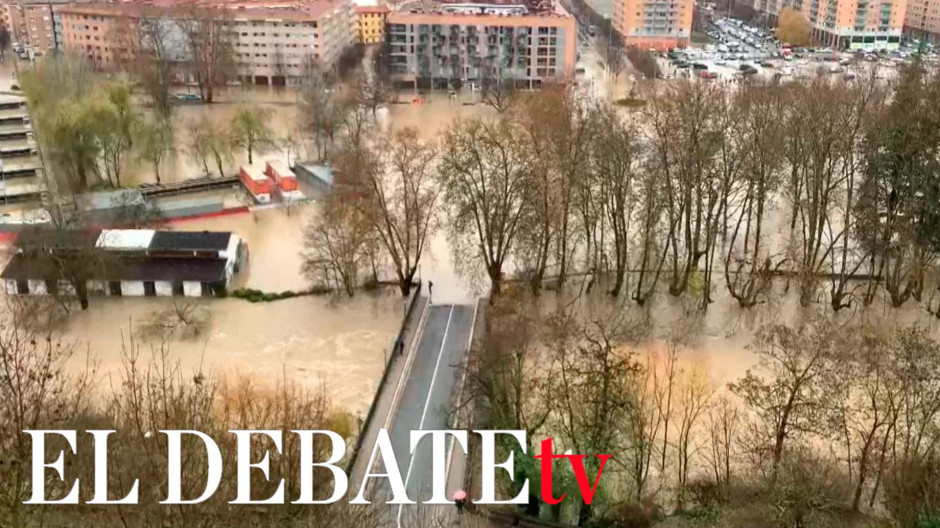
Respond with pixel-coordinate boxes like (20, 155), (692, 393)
(467, 291), (940, 527)
(433, 64), (940, 316)
(301, 64), (940, 315)
(20, 56), (174, 193)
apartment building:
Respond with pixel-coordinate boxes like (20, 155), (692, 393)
(0, 0), (69, 57)
(354, 0), (388, 44)
(386, 0), (577, 89)
(905, 0), (940, 44)
(0, 95), (44, 205)
(753, 0), (905, 50)
(611, 0), (692, 50)
(55, 0), (356, 84)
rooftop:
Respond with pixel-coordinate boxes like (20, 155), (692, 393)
(57, 0), (348, 20)
(15, 228), (102, 251)
(392, 0), (569, 17)
(149, 231), (232, 252)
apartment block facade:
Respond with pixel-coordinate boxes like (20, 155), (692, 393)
(611, 0), (693, 50)
(753, 0), (905, 50)
(354, 1), (388, 44)
(386, 0), (577, 89)
(54, 0), (355, 84)
(905, 0), (940, 44)
(0, 0), (66, 57)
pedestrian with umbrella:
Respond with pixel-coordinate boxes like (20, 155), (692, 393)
(452, 490), (467, 516)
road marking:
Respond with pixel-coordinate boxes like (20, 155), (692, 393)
(384, 300), (432, 430)
(397, 305), (454, 528)
(362, 298), (431, 498)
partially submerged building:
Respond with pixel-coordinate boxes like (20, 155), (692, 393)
(1, 228), (244, 298)
(0, 94), (44, 205)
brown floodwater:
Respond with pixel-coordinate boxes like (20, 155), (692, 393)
(1, 205), (404, 415)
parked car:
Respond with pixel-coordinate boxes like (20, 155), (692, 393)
(174, 93), (202, 102)
(760, 61), (774, 68)
(692, 62), (708, 70)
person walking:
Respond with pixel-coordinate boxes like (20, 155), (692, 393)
(428, 280), (434, 302)
(453, 490), (467, 516)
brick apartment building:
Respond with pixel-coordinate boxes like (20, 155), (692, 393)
(752, 0), (905, 50)
(905, 0), (940, 44)
(0, 0), (70, 57)
(385, 0), (577, 89)
(54, 0), (356, 84)
(611, 0), (693, 50)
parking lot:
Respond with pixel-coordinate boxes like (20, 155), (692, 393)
(658, 16), (937, 85)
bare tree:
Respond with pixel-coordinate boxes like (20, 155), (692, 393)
(301, 193), (373, 296)
(347, 128), (438, 297)
(439, 119), (531, 298)
(299, 62), (345, 160)
(188, 116), (232, 178)
(0, 304), (94, 527)
(705, 395), (740, 489)
(480, 67), (515, 113)
(138, 12), (180, 119)
(176, 7), (236, 103)
(547, 307), (643, 524)
(645, 81), (723, 301)
(730, 318), (846, 485)
(724, 82), (785, 308)
(592, 106), (640, 297)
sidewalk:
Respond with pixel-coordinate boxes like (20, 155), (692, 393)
(444, 298), (485, 526)
(349, 294), (429, 492)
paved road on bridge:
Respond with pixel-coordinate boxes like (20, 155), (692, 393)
(366, 303), (476, 526)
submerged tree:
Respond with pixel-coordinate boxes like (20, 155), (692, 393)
(439, 119), (532, 298)
(344, 128), (439, 297)
(230, 106), (275, 164)
(301, 193), (373, 296)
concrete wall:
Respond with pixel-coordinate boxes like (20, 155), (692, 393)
(183, 281), (202, 297)
(121, 280), (145, 296)
(155, 281), (174, 297)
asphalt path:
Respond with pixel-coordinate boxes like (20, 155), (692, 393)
(365, 303), (475, 524)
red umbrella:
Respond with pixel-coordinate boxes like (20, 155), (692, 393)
(452, 490), (467, 501)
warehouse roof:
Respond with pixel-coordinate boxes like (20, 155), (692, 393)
(97, 229), (156, 250)
(16, 228), (101, 251)
(149, 231), (232, 252)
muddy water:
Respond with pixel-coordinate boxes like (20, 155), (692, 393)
(381, 91), (498, 138)
(4, 203), (404, 415)
(119, 87), (302, 186)
(60, 293), (401, 417)
(168, 206), (313, 292)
